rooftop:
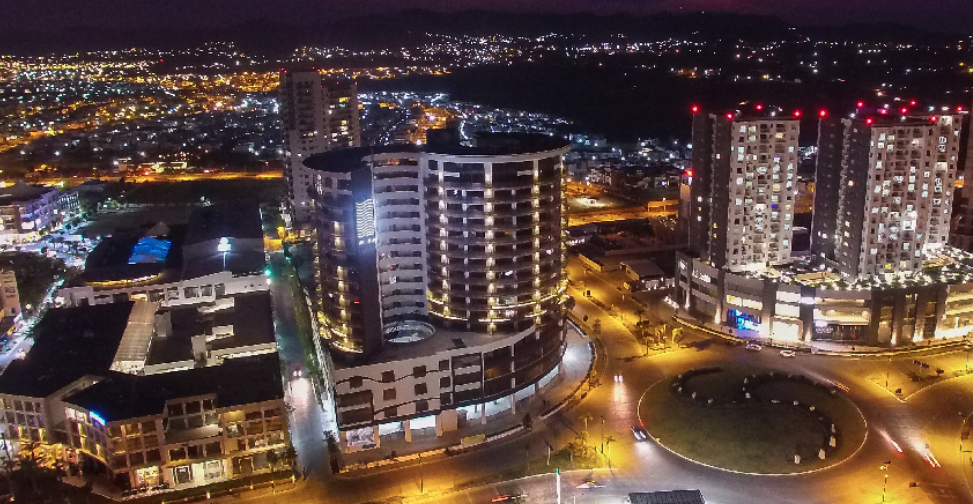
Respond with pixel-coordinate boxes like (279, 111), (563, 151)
(184, 201), (263, 246)
(0, 182), (55, 205)
(0, 303), (136, 398)
(621, 259), (666, 278)
(333, 323), (514, 370)
(628, 490), (705, 504)
(302, 133), (571, 174)
(76, 225), (185, 284)
(63, 354), (284, 423)
(724, 246), (973, 291)
(146, 292), (276, 366)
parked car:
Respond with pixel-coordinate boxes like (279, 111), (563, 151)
(779, 350), (796, 358)
(745, 343), (762, 351)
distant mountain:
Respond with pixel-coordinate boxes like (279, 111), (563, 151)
(0, 10), (959, 55)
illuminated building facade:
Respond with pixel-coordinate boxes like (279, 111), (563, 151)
(949, 101), (973, 249)
(678, 106), (973, 348)
(303, 134), (571, 451)
(279, 69), (360, 228)
(688, 111), (799, 272)
(0, 182), (80, 243)
(0, 303), (286, 491)
(814, 115), (965, 278)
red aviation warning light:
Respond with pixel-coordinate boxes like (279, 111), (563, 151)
(910, 99), (917, 106)
(900, 107), (908, 114)
(725, 112), (734, 120)
(691, 105), (700, 114)
(818, 110), (827, 118)
(686, 169), (694, 177)
(793, 110), (802, 118)
(755, 104), (764, 111)
(930, 116), (939, 123)
(856, 101), (865, 108)
(865, 118), (874, 125)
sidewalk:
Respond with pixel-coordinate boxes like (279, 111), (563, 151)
(338, 326), (595, 473)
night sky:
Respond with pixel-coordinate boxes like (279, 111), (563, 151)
(6, 0), (973, 34)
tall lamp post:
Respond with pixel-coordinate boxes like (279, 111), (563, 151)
(218, 237), (231, 271)
(880, 461), (891, 502)
(885, 355), (892, 391)
(960, 412), (969, 454)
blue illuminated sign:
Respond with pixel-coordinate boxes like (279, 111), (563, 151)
(90, 411), (106, 425)
(727, 309), (760, 332)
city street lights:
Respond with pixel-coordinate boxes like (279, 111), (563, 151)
(218, 237), (231, 271)
(960, 412), (969, 454)
(880, 461), (891, 503)
(885, 355), (892, 391)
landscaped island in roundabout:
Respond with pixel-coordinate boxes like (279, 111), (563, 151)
(638, 367), (867, 474)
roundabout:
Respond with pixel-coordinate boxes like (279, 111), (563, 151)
(637, 366), (868, 475)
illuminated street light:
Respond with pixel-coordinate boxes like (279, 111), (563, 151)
(218, 236), (231, 270)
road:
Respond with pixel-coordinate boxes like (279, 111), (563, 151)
(18, 171), (282, 189)
(268, 252), (329, 480)
(219, 251), (973, 504)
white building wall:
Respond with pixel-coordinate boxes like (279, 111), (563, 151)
(856, 116), (962, 277)
(724, 119), (799, 272)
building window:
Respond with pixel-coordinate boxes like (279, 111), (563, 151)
(383, 388), (396, 401)
(440, 393), (451, 406)
(416, 400), (429, 413)
(413, 366), (427, 378)
(381, 371), (395, 383)
(440, 377), (451, 388)
(439, 359), (449, 371)
(349, 377), (363, 388)
(414, 383), (428, 395)
(383, 406), (397, 417)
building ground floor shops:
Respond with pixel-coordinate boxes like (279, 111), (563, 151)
(116, 453), (274, 491)
(341, 363), (562, 452)
(676, 253), (973, 348)
(337, 326), (593, 468)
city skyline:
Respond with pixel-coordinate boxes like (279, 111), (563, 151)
(4, 1), (973, 36)
(3, 4), (973, 501)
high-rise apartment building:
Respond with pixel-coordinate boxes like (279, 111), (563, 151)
(279, 69), (360, 227)
(302, 134), (571, 450)
(812, 114), (964, 278)
(686, 111), (800, 272)
(948, 101), (973, 249)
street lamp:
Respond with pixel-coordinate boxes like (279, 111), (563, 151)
(880, 461), (891, 503)
(960, 412), (969, 454)
(885, 355), (892, 391)
(217, 237), (231, 271)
